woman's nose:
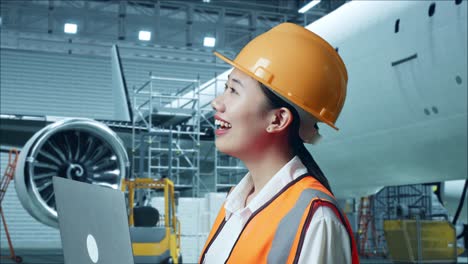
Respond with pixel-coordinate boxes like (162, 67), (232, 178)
(211, 96), (225, 112)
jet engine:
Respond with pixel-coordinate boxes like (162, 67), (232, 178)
(14, 118), (129, 228)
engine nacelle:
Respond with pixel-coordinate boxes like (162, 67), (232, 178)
(15, 118), (129, 228)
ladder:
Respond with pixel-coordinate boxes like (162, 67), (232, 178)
(358, 195), (378, 257)
(0, 148), (22, 263)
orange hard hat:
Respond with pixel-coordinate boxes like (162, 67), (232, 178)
(214, 22), (348, 142)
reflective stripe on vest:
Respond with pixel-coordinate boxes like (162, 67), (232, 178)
(268, 189), (339, 263)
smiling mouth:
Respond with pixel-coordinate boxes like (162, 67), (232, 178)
(214, 119), (232, 130)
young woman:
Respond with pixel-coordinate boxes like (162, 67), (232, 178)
(199, 23), (359, 264)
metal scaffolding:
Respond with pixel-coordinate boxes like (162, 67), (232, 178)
(130, 71), (250, 196)
(132, 73), (203, 196)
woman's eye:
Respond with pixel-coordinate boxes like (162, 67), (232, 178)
(224, 85), (237, 94)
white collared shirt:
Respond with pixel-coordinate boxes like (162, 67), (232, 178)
(203, 156), (351, 264)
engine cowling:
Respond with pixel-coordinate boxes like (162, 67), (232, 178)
(15, 118), (129, 228)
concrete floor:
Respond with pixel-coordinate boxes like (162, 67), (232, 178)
(1, 249), (63, 264)
(1, 249), (466, 264)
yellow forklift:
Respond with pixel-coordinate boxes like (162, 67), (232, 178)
(122, 178), (181, 263)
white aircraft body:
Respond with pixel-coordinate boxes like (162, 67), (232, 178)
(306, 0), (467, 198)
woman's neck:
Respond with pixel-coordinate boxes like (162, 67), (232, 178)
(242, 142), (294, 200)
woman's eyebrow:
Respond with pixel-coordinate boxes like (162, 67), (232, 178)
(231, 78), (244, 87)
(227, 74), (244, 87)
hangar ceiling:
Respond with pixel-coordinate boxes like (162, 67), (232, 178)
(0, 0), (346, 65)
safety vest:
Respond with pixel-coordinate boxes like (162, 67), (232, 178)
(199, 175), (359, 264)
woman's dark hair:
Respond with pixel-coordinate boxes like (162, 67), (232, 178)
(259, 83), (333, 194)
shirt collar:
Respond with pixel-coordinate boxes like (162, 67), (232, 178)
(224, 173), (254, 220)
(223, 156), (307, 220)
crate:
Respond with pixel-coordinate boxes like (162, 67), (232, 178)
(383, 220), (457, 263)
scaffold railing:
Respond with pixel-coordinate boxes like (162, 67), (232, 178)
(132, 74), (203, 197)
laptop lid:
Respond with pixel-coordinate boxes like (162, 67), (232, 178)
(53, 177), (134, 264)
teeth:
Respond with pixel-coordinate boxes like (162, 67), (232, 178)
(215, 119), (231, 128)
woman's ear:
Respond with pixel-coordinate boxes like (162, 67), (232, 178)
(266, 107), (293, 133)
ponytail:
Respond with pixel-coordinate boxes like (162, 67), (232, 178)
(293, 137), (333, 194)
(259, 83), (333, 194)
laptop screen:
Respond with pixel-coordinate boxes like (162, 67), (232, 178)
(53, 177), (134, 264)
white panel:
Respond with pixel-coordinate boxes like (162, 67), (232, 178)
(148, 197), (165, 210)
(181, 236), (199, 264)
(0, 48), (226, 120)
(178, 197), (203, 264)
(178, 198), (201, 236)
(197, 234), (208, 260)
(0, 49), (113, 119)
(177, 195), (225, 263)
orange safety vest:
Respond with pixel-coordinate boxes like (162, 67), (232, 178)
(199, 175), (360, 264)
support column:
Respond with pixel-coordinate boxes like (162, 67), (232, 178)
(154, 0), (161, 44)
(186, 5), (194, 47)
(249, 11), (257, 41)
(118, 1), (126, 40)
(215, 8), (225, 49)
(48, 0), (54, 34)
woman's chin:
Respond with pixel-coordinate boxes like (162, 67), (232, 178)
(215, 139), (238, 157)
(215, 139), (230, 153)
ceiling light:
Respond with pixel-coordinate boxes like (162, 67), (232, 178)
(138, 30), (151, 41)
(64, 23), (77, 34)
(298, 0), (321, 14)
(203, 37), (216, 47)
(203, 0), (210, 2)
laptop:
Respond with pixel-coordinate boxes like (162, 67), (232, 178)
(53, 177), (134, 264)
